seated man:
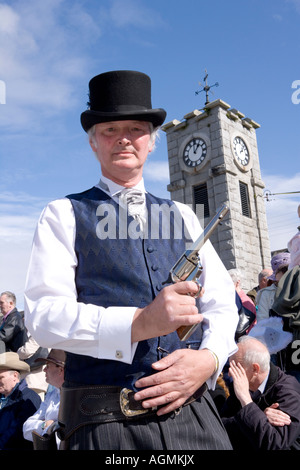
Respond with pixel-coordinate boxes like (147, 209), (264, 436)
(0, 352), (41, 449)
(221, 336), (300, 450)
(23, 349), (65, 449)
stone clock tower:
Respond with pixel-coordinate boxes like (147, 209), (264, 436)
(162, 97), (271, 291)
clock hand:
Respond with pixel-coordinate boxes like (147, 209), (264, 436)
(194, 143), (200, 154)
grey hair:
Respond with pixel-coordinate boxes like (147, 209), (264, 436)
(238, 336), (270, 373)
(0, 291), (16, 305)
(258, 269), (271, 283)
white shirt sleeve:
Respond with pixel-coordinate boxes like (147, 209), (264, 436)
(23, 388), (60, 440)
(24, 198), (137, 364)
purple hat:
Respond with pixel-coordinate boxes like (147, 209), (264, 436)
(268, 252), (291, 280)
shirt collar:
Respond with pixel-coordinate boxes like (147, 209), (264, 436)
(258, 373), (269, 393)
(2, 308), (14, 321)
(96, 175), (146, 198)
(0, 383), (19, 407)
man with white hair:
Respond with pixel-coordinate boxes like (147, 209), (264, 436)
(221, 336), (300, 450)
(0, 291), (27, 353)
(0, 352), (41, 449)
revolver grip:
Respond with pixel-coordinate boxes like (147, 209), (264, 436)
(177, 323), (201, 341)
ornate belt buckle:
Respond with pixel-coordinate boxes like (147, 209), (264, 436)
(120, 388), (150, 417)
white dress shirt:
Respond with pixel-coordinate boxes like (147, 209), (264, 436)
(24, 176), (238, 388)
(23, 387), (60, 443)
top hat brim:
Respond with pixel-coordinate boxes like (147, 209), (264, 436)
(81, 108), (166, 133)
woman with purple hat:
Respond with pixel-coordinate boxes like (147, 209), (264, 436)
(256, 252), (291, 323)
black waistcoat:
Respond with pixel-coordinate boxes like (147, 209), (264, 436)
(66, 186), (202, 388)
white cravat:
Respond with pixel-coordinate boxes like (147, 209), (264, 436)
(119, 189), (145, 218)
(119, 188), (145, 223)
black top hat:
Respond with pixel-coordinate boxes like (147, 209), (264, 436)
(80, 70), (167, 132)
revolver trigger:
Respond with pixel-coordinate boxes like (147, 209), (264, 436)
(189, 280), (202, 299)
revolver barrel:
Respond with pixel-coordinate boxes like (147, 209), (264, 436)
(170, 204), (229, 341)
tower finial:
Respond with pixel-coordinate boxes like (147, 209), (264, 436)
(195, 69), (219, 105)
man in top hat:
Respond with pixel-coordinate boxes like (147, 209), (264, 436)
(0, 352), (41, 449)
(24, 70), (238, 450)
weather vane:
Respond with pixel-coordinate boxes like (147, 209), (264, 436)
(195, 69), (219, 105)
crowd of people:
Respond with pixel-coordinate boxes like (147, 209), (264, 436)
(1, 70), (299, 451)
(0, 290), (65, 449)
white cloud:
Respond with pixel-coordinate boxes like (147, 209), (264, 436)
(0, 191), (48, 240)
(0, 0), (99, 129)
(0, 0), (167, 130)
(0, 240), (31, 310)
(144, 160), (170, 182)
(287, 0), (300, 14)
(0, 190), (49, 309)
(262, 172), (300, 252)
(109, 0), (166, 29)
(0, 4), (19, 34)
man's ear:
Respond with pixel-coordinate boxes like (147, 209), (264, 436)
(89, 136), (97, 152)
(148, 140), (155, 154)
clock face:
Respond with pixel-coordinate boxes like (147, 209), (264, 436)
(183, 138), (207, 167)
(232, 136), (250, 166)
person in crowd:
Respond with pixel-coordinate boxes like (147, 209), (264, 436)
(18, 335), (49, 400)
(0, 291), (27, 353)
(23, 349), (65, 449)
(24, 70), (238, 450)
(256, 253), (291, 322)
(228, 268), (256, 315)
(247, 268), (273, 304)
(287, 204), (300, 270)
(0, 352), (41, 449)
(270, 216), (300, 381)
(228, 268), (256, 337)
(221, 336), (300, 450)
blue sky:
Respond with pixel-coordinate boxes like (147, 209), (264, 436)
(0, 0), (300, 309)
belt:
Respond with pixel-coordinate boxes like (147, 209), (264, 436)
(58, 383), (207, 441)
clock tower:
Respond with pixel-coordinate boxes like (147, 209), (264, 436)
(162, 96), (271, 291)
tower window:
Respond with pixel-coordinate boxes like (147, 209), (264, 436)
(239, 181), (251, 218)
(193, 183), (210, 218)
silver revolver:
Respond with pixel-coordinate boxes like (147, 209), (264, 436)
(170, 204), (230, 341)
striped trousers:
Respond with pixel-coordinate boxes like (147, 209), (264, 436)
(67, 391), (232, 450)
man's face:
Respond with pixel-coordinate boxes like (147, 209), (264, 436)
(44, 361), (64, 389)
(89, 120), (154, 186)
(0, 295), (13, 315)
(0, 370), (18, 397)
